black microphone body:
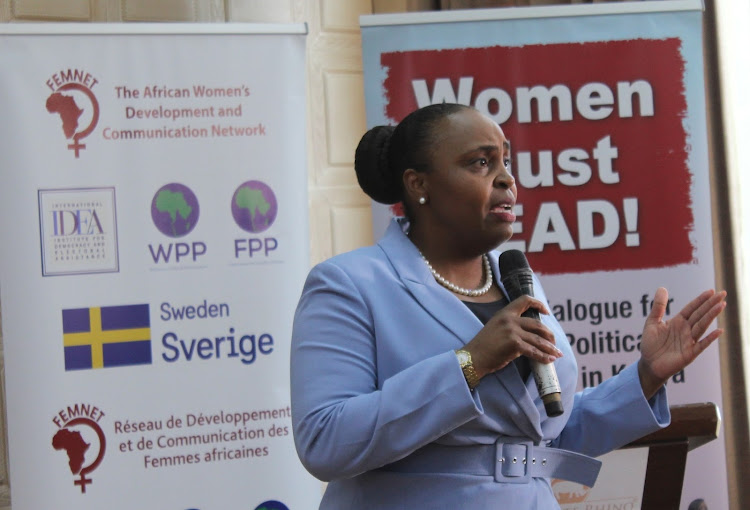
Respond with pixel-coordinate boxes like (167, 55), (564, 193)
(499, 250), (564, 418)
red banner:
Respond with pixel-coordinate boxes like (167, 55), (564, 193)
(382, 39), (692, 275)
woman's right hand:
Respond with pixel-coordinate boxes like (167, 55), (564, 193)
(463, 295), (563, 379)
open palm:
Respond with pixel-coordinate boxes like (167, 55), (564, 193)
(639, 288), (726, 397)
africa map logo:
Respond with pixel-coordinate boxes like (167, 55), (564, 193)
(149, 180), (278, 238)
(231, 180), (278, 233)
(151, 183), (200, 237)
(52, 404), (107, 493)
(45, 69), (101, 158)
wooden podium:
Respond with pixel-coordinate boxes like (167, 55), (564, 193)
(624, 402), (721, 510)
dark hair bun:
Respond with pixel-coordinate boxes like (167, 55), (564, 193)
(354, 125), (401, 204)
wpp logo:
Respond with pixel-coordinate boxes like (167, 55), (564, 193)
(148, 180), (280, 268)
(148, 183), (206, 265)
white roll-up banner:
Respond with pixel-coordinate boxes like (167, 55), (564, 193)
(361, 1), (726, 508)
(0, 24), (320, 510)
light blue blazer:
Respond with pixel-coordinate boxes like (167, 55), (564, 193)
(291, 219), (669, 509)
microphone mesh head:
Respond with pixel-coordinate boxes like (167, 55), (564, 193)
(498, 249), (530, 273)
(499, 250), (534, 300)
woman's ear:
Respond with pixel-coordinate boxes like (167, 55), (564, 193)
(403, 168), (428, 206)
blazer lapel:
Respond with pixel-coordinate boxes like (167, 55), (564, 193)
(377, 219), (481, 347)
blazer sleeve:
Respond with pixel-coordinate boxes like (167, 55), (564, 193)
(529, 273), (670, 457)
(551, 362), (671, 457)
(290, 260), (483, 481)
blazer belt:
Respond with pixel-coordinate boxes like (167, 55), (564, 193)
(380, 439), (602, 487)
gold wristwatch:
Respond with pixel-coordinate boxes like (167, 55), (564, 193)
(455, 349), (480, 390)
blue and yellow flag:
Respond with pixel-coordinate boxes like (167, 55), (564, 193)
(62, 304), (151, 370)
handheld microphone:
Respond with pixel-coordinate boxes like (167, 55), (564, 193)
(499, 249), (564, 418)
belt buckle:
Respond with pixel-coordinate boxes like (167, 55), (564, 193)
(494, 440), (533, 484)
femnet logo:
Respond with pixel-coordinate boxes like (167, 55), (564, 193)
(45, 69), (101, 158)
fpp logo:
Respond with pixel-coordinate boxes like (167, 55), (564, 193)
(232, 180), (279, 259)
(51, 403), (107, 493)
(45, 69), (100, 158)
(149, 183), (206, 265)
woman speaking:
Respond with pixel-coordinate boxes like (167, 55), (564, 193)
(290, 103), (726, 509)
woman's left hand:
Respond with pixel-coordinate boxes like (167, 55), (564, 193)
(638, 287), (727, 399)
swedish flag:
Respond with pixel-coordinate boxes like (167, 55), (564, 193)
(62, 304), (151, 370)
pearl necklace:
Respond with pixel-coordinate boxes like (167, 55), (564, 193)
(419, 252), (493, 297)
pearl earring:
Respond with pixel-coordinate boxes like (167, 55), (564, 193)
(419, 197), (427, 205)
